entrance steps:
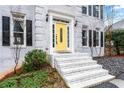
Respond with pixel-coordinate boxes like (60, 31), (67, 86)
(53, 53), (115, 88)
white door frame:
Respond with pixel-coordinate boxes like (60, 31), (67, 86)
(49, 11), (75, 54)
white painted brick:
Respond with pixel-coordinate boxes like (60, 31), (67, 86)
(35, 20), (46, 27)
(35, 27), (46, 34)
(35, 6), (44, 14)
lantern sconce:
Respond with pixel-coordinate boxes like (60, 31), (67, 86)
(46, 14), (49, 22)
(74, 20), (78, 27)
(95, 27), (100, 31)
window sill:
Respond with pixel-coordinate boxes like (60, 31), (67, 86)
(10, 46), (27, 49)
(82, 46), (89, 48)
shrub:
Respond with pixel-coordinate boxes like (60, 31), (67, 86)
(0, 78), (17, 88)
(0, 70), (48, 88)
(23, 49), (47, 72)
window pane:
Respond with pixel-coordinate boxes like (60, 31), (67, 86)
(67, 26), (69, 47)
(14, 20), (23, 32)
(93, 5), (99, 18)
(14, 33), (24, 45)
(101, 32), (103, 47)
(89, 30), (92, 47)
(83, 38), (87, 46)
(88, 5), (92, 16)
(60, 28), (63, 42)
(82, 6), (87, 14)
(93, 30), (96, 46)
(82, 30), (87, 46)
(96, 32), (99, 46)
(100, 5), (103, 19)
(52, 24), (55, 47)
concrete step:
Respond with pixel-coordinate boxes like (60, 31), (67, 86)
(55, 56), (92, 62)
(56, 58), (95, 63)
(58, 60), (97, 68)
(65, 69), (108, 83)
(61, 64), (102, 75)
(54, 53), (90, 58)
(68, 75), (115, 88)
(52, 53), (115, 88)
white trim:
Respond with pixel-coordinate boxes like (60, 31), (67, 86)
(49, 11), (74, 54)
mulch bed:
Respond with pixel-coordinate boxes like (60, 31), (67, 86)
(0, 63), (67, 88)
(93, 56), (124, 76)
(41, 63), (67, 88)
(91, 56), (124, 88)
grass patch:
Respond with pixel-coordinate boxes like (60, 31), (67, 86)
(0, 70), (48, 88)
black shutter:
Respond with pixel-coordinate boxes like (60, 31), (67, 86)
(93, 30), (96, 47)
(2, 16), (10, 46)
(26, 20), (32, 46)
(101, 32), (103, 47)
(89, 30), (92, 47)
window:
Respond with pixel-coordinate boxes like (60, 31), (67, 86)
(11, 13), (25, 46)
(82, 6), (87, 14)
(100, 5), (103, 19)
(93, 30), (96, 46)
(13, 19), (24, 45)
(82, 30), (87, 46)
(101, 32), (104, 47)
(52, 24), (55, 47)
(88, 5), (92, 16)
(93, 5), (99, 18)
(89, 30), (92, 47)
(67, 26), (69, 47)
(96, 31), (99, 46)
(60, 28), (63, 42)
(2, 16), (10, 46)
(2, 12), (32, 47)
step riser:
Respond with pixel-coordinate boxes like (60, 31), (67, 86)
(56, 57), (92, 62)
(58, 60), (97, 65)
(69, 75), (115, 88)
(67, 71), (108, 84)
(56, 60), (95, 64)
(62, 66), (102, 76)
(58, 62), (97, 68)
(54, 53), (90, 58)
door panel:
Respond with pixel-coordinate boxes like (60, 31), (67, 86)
(56, 22), (67, 51)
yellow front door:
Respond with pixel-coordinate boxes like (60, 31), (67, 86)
(56, 22), (67, 52)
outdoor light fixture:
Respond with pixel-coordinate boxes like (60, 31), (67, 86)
(74, 20), (78, 27)
(96, 27), (100, 31)
(46, 14), (49, 22)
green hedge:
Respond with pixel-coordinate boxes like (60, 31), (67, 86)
(23, 49), (47, 72)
